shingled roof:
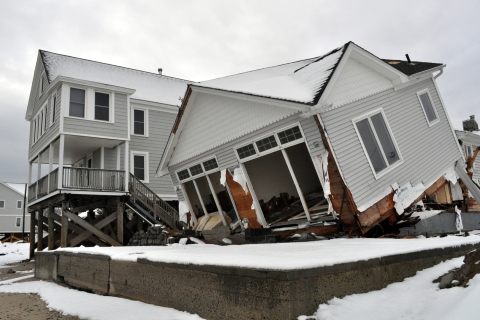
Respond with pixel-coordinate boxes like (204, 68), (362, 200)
(382, 59), (443, 76)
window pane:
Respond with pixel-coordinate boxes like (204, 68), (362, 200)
(16, 218), (21, 227)
(278, 126), (302, 144)
(70, 88), (85, 103)
(134, 109), (144, 122)
(371, 113), (400, 165)
(95, 92), (109, 107)
(134, 122), (145, 135)
(17, 200), (22, 209)
(356, 119), (387, 173)
(95, 106), (109, 121)
(0, 200), (4, 208)
(203, 158), (218, 171)
(177, 169), (190, 181)
(133, 155), (145, 181)
(419, 93), (437, 122)
(237, 144), (256, 159)
(70, 102), (85, 118)
(189, 164), (203, 176)
(256, 135), (278, 152)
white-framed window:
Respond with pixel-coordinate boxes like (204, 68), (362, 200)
(417, 89), (439, 126)
(94, 91), (110, 121)
(234, 124), (305, 162)
(69, 87), (86, 118)
(130, 151), (149, 183)
(15, 217), (21, 227)
(132, 108), (148, 136)
(353, 109), (402, 178)
(17, 200), (22, 209)
(0, 200), (4, 208)
(50, 94), (57, 126)
(176, 157), (219, 182)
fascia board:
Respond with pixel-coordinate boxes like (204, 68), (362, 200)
(130, 98), (180, 113)
(56, 77), (136, 94)
(190, 86), (311, 112)
(25, 52), (44, 121)
(408, 65), (446, 80)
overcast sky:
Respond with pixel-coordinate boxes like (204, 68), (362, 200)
(0, 0), (479, 183)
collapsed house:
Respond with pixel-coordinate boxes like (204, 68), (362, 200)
(157, 41), (479, 239)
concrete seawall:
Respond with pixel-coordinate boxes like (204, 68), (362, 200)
(35, 243), (480, 320)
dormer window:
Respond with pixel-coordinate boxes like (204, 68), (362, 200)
(69, 88), (85, 118)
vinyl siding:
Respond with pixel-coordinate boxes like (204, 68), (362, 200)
(0, 184), (30, 233)
(130, 109), (177, 196)
(320, 78), (462, 209)
(28, 86), (61, 160)
(104, 147), (118, 170)
(63, 93), (128, 139)
(168, 113), (326, 190)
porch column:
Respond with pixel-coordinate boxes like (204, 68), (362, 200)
(58, 134), (65, 190)
(116, 145), (121, 170)
(47, 204), (54, 250)
(192, 179), (209, 217)
(282, 149), (311, 222)
(100, 147), (105, 189)
(239, 162), (268, 227)
(47, 143), (54, 193)
(29, 209), (36, 259)
(124, 141), (129, 192)
(60, 201), (68, 247)
(28, 162), (32, 200)
(180, 183), (197, 224)
(36, 153), (42, 198)
(206, 174), (227, 226)
(37, 209), (43, 251)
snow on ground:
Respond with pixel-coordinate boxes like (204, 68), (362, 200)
(0, 242), (30, 266)
(299, 256), (480, 320)
(57, 235), (480, 270)
(0, 281), (204, 320)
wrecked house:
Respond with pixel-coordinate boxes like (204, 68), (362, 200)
(157, 41), (476, 238)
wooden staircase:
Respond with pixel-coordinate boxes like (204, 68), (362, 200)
(128, 173), (185, 232)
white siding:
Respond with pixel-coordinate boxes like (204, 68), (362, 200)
(324, 57), (393, 108)
(320, 78), (463, 209)
(169, 93), (298, 166)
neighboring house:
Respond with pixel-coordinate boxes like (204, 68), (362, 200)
(0, 182), (29, 237)
(25, 51), (190, 252)
(456, 116), (480, 184)
(158, 41), (467, 235)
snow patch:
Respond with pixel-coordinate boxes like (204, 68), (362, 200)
(393, 182), (426, 214)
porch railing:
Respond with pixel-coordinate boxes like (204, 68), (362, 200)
(63, 167), (124, 191)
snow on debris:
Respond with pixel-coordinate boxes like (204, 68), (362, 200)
(0, 243), (29, 266)
(196, 45), (345, 104)
(41, 51), (191, 106)
(0, 281), (204, 320)
(299, 256), (480, 320)
(57, 235), (480, 271)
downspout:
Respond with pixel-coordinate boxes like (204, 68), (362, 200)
(434, 68), (444, 79)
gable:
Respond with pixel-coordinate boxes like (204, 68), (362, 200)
(169, 92), (298, 166)
(26, 53), (47, 120)
(323, 57), (394, 108)
(0, 182), (23, 198)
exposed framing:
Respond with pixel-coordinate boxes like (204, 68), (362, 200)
(416, 88), (440, 127)
(352, 108), (403, 179)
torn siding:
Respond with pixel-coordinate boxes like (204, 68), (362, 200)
(320, 77), (463, 211)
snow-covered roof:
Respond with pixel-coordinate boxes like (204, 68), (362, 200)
(1, 182), (25, 196)
(195, 45), (347, 105)
(41, 51), (191, 106)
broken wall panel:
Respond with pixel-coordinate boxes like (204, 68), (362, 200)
(225, 170), (261, 228)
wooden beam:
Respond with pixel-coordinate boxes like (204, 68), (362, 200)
(70, 199), (107, 213)
(60, 201), (68, 247)
(47, 205), (54, 250)
(49, 210), (106, 247)
(37, 210), (43, 251)
(117, 202), (124, 245)
(63, 210), (122, 246)
(69, 212), (118, 247)
(29, 209), (36, 259)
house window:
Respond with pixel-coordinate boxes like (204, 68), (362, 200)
(133, 109), (145, 135)
(133, 155), (146, 181)
(0, 200), (4, 208)
(237, 144), (256, 159)
(417, 90), (438, 124)
(17, 200), (22, 209)
(189, 164), (203, 176)
(95, 92), (110, 121)
(69, 88), (85, 118)
(202, 158), (218, 171)
(277, 126), (303, 144)
(16, 217), (21, 227)
(354, 111), (401, 175)
(51, 95), (56, 125)
(43, 108), (47, 133)
(256, 135), (278, 152)
(177, 169), (190, 181)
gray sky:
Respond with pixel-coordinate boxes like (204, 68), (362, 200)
(1, 0), (479, 183)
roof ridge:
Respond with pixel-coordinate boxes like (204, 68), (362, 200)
(292, 42), (348, 74)
(39, 50), (193, 83)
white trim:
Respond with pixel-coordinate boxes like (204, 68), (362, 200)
(239, 162), (268, 227)
(131, 107), (149, 137)
(206, 174), (227, 226)
(116, 146), (121, 170)
(175, 156), (220, 183)
(127, 96), (131, 137)
(50, 93), (57, 127)
(351, 108), (403, 180)
(130, 98), (179, 114)
(56, 77), (135, 95)
(100, 147), (105, 169)
(416, 88), (440, 127)
(130, 150), (149, 183)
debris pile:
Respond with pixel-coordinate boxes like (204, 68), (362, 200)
(128, 226), (170, 246)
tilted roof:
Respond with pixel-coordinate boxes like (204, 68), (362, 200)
(40, 51), (192, 105)
(382, 59), (443, 76)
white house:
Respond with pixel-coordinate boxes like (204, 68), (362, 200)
(0, 182), (29, 241)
